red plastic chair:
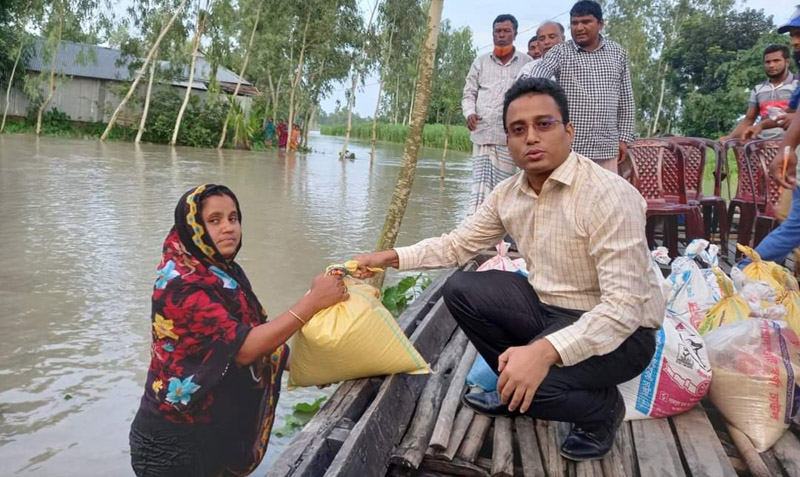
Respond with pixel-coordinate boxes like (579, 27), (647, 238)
(725, 138), (761, 256)
(744, 140), (785, 245)
(627, 139), (705, 257)
(667, 137), (730, 255)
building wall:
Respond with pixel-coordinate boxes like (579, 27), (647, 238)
(1, 74), (253, 125)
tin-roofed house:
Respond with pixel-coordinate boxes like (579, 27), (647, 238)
(2, 38), (257, 125)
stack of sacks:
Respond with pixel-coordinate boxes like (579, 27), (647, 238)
(618, 246), (713, 420)
(663, 240), (722, 329)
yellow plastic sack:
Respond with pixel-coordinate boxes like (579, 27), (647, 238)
(698, 268), (751, 336)
(288, 274), (430, 388)
(736, 244), (784, 295)
(771, 266), (800, 336)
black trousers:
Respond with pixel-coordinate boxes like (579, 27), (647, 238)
(443, 270), (656, 426)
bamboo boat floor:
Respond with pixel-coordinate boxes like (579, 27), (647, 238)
(269, 253), (800, 477)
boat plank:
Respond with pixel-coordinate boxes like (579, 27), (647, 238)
(671, 406), (736, 476)
(437, 406), (475, 462)
(630, 418), (685, 477)
(429, 345), (478, 450)
(514, 416), (546, 477)
(490, 417), (513, 477)
(324, 299), (458, 477)
(392, 331), (469, 469)
(771, 430), (800, 476)
(456, 414), (492, 463)
(534, 419), (566, 477)
(420, 457), (491, 477)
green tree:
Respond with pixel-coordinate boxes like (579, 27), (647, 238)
(375, 0), (444, 280)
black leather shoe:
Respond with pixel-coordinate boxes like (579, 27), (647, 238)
(559, 390), (625, 461)
(461, 390), (517, 418)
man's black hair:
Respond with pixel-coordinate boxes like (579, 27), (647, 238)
(764, 44), (790, 59)
(528, 36), (538, 46)
(570, 1), (603, 22)
(503, 78), (570, 130)
(493, 14), (519, 33)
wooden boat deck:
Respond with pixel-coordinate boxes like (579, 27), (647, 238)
(269, 252), (800, 477)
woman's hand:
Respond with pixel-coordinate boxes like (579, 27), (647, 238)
(351, 250), (400, 278)
(305, 274), (349, 313)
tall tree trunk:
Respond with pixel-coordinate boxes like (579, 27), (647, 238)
(102, 0), (190, 141)
(285, 10), (311, 151)
(172, 0), (209, 146)
(371, 26), (394, 162)
(135, 49), (158, 144)
(441, 113), (450, 180)
(36, 4), (64, 136)
(375, 0), (444, 263)
(217, 2), (263, 149)
(1, 40), (24, 133)
(340, 0), (380, 159)
(393, 76), (400, 124)
(650, 72), (666, 137)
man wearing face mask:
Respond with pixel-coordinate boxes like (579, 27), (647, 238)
(720, 44), (796, 141)
(462, 14), (532, 215)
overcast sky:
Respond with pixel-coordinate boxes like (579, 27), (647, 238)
(319, 0), (799, 117)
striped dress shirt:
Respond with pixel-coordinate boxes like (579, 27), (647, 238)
(395, 152), (665, 366)
(520, 37), (635, 162)
(462, 50), (532, 146)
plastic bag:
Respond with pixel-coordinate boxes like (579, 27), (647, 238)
(772, 265), (800, 336)
(664, 257), (720, 329)
(650, 247), (671, 297)
(466, 354), (498, 391)
(732, 267), (788, 321)
(705, 319), (800, 451)
(476, 241), (527, 277)
(619, 313), (712, 420)
(698, 269), (751, 336)
(737, 244), (785, 295)
(288, 273), (430, 388)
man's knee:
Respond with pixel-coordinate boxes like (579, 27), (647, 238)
(443, 270), (474, 307)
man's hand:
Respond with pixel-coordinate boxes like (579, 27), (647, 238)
(778, 113), (795, 130)
(467, 114), (482, 132)
(743, 124), (762, 140)
(770, 146), (798, 190)
(351, 250), (400, 278)
(497, 339), (560, 414)
(617, 141), (628, 164)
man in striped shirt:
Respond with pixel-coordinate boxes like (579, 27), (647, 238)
(462, 14), (532, 215)
(354, 78), (663, 461)
(519, 1), (634, 174)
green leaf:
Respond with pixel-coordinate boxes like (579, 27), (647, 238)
(294, 397), (326, 414)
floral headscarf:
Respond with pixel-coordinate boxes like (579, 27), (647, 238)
(138, 184), (287, 474)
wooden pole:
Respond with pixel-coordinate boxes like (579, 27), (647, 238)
(429, 344), (477, 450)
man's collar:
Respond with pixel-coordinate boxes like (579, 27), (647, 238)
(515, 151), (579, 194)
(767, 70), (793, 87)
(571, 34), (606, 52)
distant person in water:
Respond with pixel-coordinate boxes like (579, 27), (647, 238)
(129, 184), (347, 476)
(290, 125), (301, 151)
(277, 120), (288, 149)
(264, 118), (276, 146)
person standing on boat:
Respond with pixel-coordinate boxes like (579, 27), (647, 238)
(129, 184), (348, 476)
(528, 36), (542, 60)
(354, 78), (663, 462)
(517, 21), (566, 79)
(462, 14), (532, 215)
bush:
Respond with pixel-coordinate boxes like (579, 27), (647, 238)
(321, 122), (472, 152)
(139, 90), (228, 148)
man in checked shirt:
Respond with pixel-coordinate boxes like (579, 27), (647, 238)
(354, 78), (663, 462)
(520, 1), (634, 174)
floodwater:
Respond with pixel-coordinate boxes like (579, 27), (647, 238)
(0, 132), (473, 475)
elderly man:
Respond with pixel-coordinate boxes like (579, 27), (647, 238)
(355, 78), (663, 461)
(520, 1), (634, 173)
(462, 14), (532, 214)
(517, 21), (566, 78)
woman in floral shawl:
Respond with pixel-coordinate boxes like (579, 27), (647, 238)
(129, 184), (347, 476)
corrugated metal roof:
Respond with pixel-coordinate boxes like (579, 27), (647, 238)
(27, 38), (251, 86)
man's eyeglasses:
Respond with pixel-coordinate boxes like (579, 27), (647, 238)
(506, 117), (565, 137)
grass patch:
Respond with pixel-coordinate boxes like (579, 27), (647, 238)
(321, 122), (472, 152)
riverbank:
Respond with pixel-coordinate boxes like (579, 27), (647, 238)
(320, 122), (472, 152)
